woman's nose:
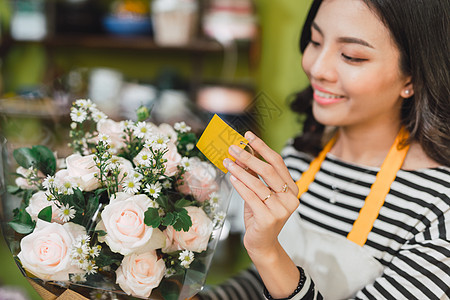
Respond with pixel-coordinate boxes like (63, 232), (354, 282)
(309, 48), (338, 83)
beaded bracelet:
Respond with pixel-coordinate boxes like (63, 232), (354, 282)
(263, 266), (306, 300)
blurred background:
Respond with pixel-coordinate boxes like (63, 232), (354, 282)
(0, 0), (312, 298)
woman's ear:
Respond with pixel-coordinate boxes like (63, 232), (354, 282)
(400, 80), (414, 98)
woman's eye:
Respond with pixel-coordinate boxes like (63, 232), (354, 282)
(341, 53), (367, 63)
(309, 40), (321, 46)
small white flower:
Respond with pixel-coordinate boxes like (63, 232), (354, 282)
(144, 182), (162, 198)
(75, 257), (89, 269)
(70, 108), (87, 123)
(149, 134), (169, 151)
(91, 109), (107, 122)
(149, 199), (159, 209)
(213, 211), (226, 226)
(70, 273), (87, 283)
(89, 245), (102, 258)
(122, 178), (141, 194)
(70, 122), (77, 129)
(97, 133), (111, 144)
(180, 157), (191, 171)
(60, 180), (78, 195)
(209, 192), (220, 207)
(128, 171), (143, 182)
(75, 99), (95, 110)
(76, 234), (91, 245)
(174, 122), (191, 133)
(162, 180), (171, 189)
(179, 250), (194, 268)
(42, 175), (56, 190)
(133, 122), (153, 139)
(58, 204), (76, 222)
(85, 260), (98, 275)
(120, 120), (134, 130)
(186, 143), (195, 151)
(136, 151), (154, 167)
(165, 268), (176, 278)
(70, 243), (89, 259)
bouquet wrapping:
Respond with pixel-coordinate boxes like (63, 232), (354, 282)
(0, 100), (232, 299)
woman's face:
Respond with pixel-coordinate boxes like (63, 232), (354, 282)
(302, 0), (412, 130)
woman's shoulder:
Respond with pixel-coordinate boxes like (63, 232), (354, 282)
(402, 142), (445, 171)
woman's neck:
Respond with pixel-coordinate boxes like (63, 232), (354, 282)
(329, 124), (401, 167)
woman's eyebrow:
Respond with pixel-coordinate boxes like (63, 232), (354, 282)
(311, 21), (375, 49)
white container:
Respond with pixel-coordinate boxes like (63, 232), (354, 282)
(152, 0), (198, 46)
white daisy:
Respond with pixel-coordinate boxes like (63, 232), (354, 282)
(58, 204), (76, 222)
(70, 122), (77, 129)
(70, 243), (89, 259)
(133, 122), (153, 139)
(97, 133), (111, 145)
(186, 143), (195, 151)
(213, 211), (226, 226)
(89, 245), (102, 258)
(149, 134), (169, 151)
(70, 108), (87, 123)
(122, 178), (141, 194)
(180, 157), (191, 171)
(85, 261), (98, 275)
(76, 234), (91, 245)
(42, 175), (56, 190)
(209, 192), (220, 207)
(162, 180), (172, 189)
(174, 122), (191, 133)
(70, 273), (87, 283)
(74, 257), (89, 269)
(136, 150), (154, 167)
(165, 268), (176, 278)
(144, 182), (162, 198)
(91, 109), (107, 122)
(179, 250), (194, 268)
(120, 119), (134, 130)
(149, 199), (159, 208)
(60, 180), (78, 195)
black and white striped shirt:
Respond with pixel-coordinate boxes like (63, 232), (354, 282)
(199, 143), (450, 300)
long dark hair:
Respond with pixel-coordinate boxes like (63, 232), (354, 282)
(291, 0), (450, 167)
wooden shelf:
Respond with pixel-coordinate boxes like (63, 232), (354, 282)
(1, 35), (226, 53)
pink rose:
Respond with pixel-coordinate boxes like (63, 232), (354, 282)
(177, 158), (218, 202)
(95, 119), (126, 153)
(64, 154), (100, 191)
(163, 206), (213, 253)
(25, 191), (61, 223)
(97, 193), (165, 255)
(15, 166), (44, 190)
(163, 143), (182, 177)
(17, 220), (85, 281)
(116, 251), (166, 298)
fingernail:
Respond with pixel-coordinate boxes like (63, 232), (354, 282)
(230, 145), (241, 155)
(245, 131), (256, 142)
(223, 158), (232, 168)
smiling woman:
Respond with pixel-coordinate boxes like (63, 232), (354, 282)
(195, 0), (450, 299)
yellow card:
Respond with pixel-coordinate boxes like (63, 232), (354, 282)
(196, 114), (248, 173)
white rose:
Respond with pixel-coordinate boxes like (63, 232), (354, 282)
(64, 154), (100, 191)
(97, 192), (165, 255)
(177, 158), (218, 202)
(162, 206), (213, 253)
(116, 251), (166, 298)
(163, 142), (182, 177)
(96, 119), (126, 153)
(17, 220), (85, 281)
(25, 191), (61, 223)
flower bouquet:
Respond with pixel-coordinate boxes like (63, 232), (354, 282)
(1, 99), (232, 299)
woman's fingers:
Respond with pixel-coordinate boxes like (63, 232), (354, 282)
(244, 131), (298, 195)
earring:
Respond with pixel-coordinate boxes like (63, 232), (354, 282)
(405, 90), (410, 95)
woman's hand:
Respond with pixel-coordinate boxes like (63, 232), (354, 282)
(223, 131), (299, 262)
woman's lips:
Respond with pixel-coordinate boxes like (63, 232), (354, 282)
(313, 88), (345, 105)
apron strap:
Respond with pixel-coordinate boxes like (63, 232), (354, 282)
(295, 128), (409, 246)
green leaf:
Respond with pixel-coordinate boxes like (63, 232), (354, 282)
(144, 208), (161, 228)
(7, 185), (21, 194)
(95, 230), (107, 237)
(32, 145), (56, 176)
(8, 221), (35, 234)
(174, 198), (193, 209)
(37, 206), (52, 222)
(173, 208), (192, 232)
(13, 147), (37, 169)
(162, 212), (175, 226)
